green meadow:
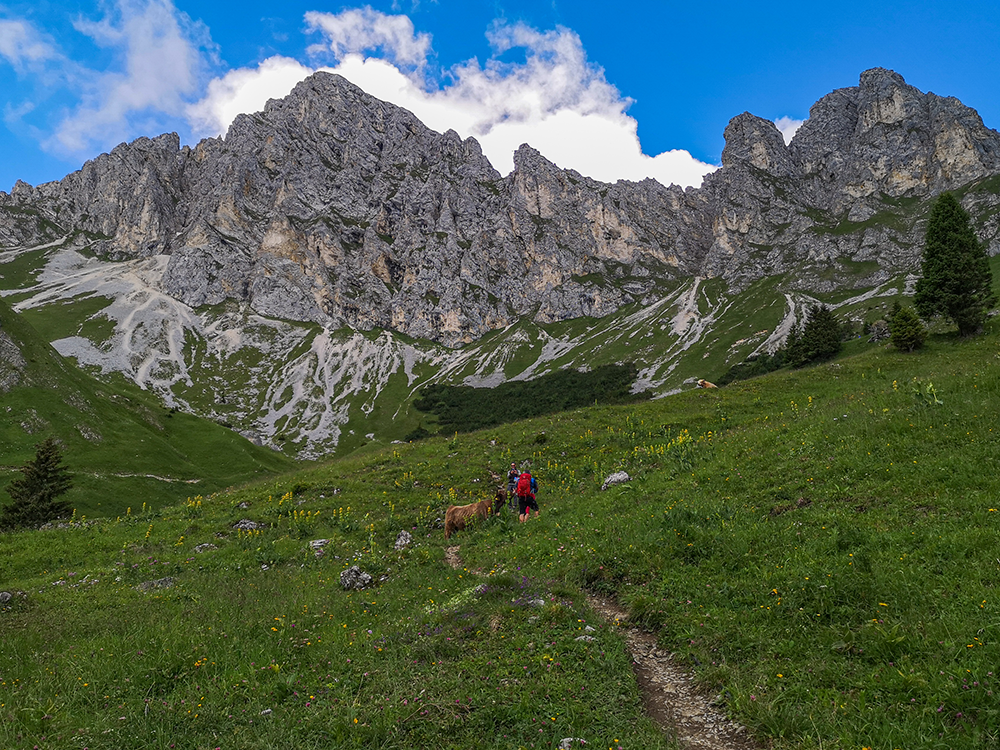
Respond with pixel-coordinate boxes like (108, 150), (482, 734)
(0, 296), (294, 517)
(3, 321), (1000, 749)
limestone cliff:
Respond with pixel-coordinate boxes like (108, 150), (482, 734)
(3, 68), (1000, 346)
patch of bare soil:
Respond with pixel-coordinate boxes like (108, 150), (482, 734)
(586, 593), (762, 750)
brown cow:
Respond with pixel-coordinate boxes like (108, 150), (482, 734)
(697, 379), (718, 389)
(444, 489), (506, 539)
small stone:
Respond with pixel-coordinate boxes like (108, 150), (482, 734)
(601, 471), (631, 491)
(340, 565), (373, 590)
(136, 577), (175, 592)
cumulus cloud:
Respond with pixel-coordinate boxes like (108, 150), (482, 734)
(304, 7), (431, 69)
(775, 116), (804, 145)
(0, 18), (58, 71)
(48, 0), (213, 154)
(190, 9), (717, 188)
(187, 55), (322, 135)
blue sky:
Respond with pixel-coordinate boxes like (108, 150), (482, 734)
(1, 0), (998, 192)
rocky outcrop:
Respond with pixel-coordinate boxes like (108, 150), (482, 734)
(0, 320), (26, 393)
(4, 68), (1000, 346)
(700, 68), (1000, 293)
(792, 68), (1000, 209)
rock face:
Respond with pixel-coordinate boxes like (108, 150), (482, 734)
(0, 319), (26, 393)
(699, 68), (1000, 293)
(793, 69), (1000, 207)
(3, 68), (1000, 347)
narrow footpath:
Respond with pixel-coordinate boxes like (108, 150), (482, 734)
(445, 545), (762, 750)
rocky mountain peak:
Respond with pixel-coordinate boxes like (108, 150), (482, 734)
(7, 66), (1000, 455)
(512, 143), (561, 176)
(4, 67), (1000, 350)
(790, 68), (1000, 210)
(720, 112), (796, 176)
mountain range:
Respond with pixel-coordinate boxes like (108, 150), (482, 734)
(2, 67), (999, 458)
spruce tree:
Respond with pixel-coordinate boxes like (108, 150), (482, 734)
(889, 305), (927, 352)
(786, 304), (842, 367)
(888, 300), (902, 329)
(0, 437), (73, 530)
(781, 323), (806, 368)
(914, 192), (996, 336)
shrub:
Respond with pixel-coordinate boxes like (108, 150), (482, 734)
(890, 305), (927, 352)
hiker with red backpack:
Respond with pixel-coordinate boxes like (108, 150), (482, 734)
(515, 469), (539, 522)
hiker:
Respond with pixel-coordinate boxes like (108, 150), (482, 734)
(515, 469), (539, 523)
(506, 463), (520, 511)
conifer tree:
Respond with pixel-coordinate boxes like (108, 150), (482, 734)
(0, 437), (73, 530)
(781, 324), (804, 368)
(890, 305), (927, 352)
(786, 304), (842, 367)
(914, 192), (996, 336)
(888, 300), (902, 329)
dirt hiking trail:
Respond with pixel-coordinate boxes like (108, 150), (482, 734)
(445, 544), (761, 750)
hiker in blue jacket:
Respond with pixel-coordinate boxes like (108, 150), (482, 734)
(506, 463), (520, 511)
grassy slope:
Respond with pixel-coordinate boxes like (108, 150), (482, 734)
(0, 241), (922, 458)
(4, 321), (1000, 749)
(0, 297), (294, 517)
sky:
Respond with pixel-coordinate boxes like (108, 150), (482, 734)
(1, 1), (998, 193)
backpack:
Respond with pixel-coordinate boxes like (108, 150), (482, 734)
(516, 472), (533, 497)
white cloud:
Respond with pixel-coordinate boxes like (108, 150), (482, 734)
(190, 10), (717, 188)
(0, 18), (58, 71)
(187, 55), (322, 136)
(47, 0), (213, 154)
(304, 7), (431, 69)
(775, 116), (804, 145)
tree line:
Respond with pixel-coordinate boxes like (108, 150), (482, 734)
(411, 363), (648, 437)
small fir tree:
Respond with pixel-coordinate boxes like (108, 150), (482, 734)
(889, 306), (927, 352)
(786, 304), (842, 367)
(781, 324), (804, 367)
(887, 300), (902, 329)
(0, 437), (73, 530)
(914, 192), (996, 336)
